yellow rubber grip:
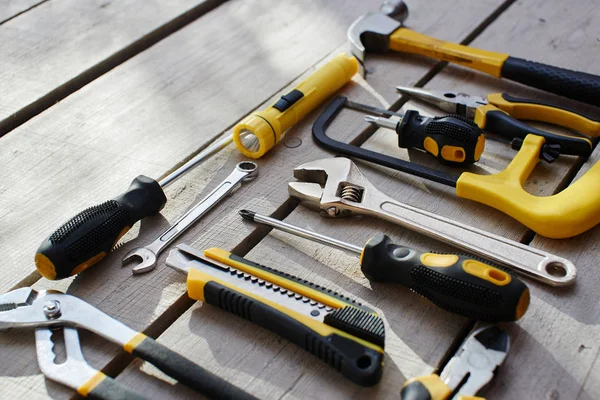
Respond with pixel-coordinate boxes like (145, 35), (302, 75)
(488, 93), (600, 137)
(456, 134), (600, 238)
(233, 53), (358, 158)
(185, 267), (383, 353)
(389, 28), (509, 77)
(401, 374), (452, 400)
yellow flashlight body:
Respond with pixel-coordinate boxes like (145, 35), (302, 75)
(233, 53), (358, 158)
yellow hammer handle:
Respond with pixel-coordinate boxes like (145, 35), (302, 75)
(457, 134), (600, 238)
(389, 28), (509, 77)
(233, 54), (358, 158)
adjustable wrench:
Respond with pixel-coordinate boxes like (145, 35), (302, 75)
(288, 158), (576, 287)
(123, 162), (258, 274)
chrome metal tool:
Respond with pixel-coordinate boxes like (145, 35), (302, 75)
(0, 287), (255, 400)
(36, 327), (145, 399)
(288, 157), (576, 286)
(400, 325), (510, 399)
(122, 162), (258, 274)
(240, 210), (530, 322)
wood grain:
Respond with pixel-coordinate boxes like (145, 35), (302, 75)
(0, 0), (376, 293)
(107, 2), (526, 398)
(0, 0), (379, 398)
(0, 0), (224, 135)
(0, 0), (46, 23)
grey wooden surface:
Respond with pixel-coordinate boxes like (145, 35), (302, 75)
(0, 0), (599, 399)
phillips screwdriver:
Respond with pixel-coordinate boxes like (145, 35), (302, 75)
(364, 112), (485, 167)
(34, 135), (233, 281)
(239, 210), (530, 322)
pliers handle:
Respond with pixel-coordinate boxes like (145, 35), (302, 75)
(397, 86), (597, 159)
(474, 93), (594, 158)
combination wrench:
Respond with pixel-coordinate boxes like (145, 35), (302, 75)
(288, 157), (576, 286)
(123, 162), (258, 274)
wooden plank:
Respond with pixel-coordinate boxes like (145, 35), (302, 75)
(0, 1), (381, 399)
(0, 0), (224, 135)
(117, 1), (600, 399)
(485, 145), (600, 400)
(104, 2), (517, 398)
(357, 0), (600, 398)
(418, 1), (600, 398)
(0, 0), (46, 23)
(0, 0), (377, 293)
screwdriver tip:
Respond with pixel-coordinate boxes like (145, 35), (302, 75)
(239, 209), (256, 221)
(364, 115), (377, 123)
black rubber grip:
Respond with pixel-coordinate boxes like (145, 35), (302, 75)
(203, 281), (384, 386)
(501, 56), (600, 107)
(501, 93), (600, 123)
(88, 376), (146, 400)
(485, 110), (592, 156)
(35, 176), (167, 280)
(360, 234), (530, 322)
(312, 96), (460, 187)
(132, 336), (255, 400)
(399, 380), (432, 400)
(398, 110), (484, 166)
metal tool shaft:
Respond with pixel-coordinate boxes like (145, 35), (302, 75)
(239, 210), (363, 255)
(364, 115), (398, 130)
(159, 135), (233, 187)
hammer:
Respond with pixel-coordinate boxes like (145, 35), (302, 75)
(348, 2), (600, 107)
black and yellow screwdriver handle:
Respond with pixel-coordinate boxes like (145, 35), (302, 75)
(360, 234), (530, 322)
(400, 375), (484, 400)
(35, 176), (167, 280)
(389, 28), (600, 107)
(121, 333), (256, 400)
(184, 255), (385, 386)
(474, 93), (594, 157)
(397, 110), (485, 166)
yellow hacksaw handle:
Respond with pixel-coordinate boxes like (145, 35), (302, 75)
(457, 135), (600, 238)
(389, 28), (509, 77)
(233, 53), (358, 158)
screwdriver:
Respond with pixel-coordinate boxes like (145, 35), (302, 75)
(34, 135), (233, 281)
(239, 210), (530, 322)
(365, 112), (484, 167)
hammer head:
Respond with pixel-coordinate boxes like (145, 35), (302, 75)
(348, 5), (409, 62)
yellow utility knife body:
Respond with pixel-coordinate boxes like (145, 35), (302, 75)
(400, 326), (510, 400)
(166, 244), (385, 387)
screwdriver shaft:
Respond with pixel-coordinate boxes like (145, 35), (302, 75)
(239, 210), (363, 255)
(364, 115), (398, 130)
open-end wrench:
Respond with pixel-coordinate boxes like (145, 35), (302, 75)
(123, 162), (258, 274)
(288, 157), (576, 287)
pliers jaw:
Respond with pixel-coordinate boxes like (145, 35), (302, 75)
(0, 288), (135, 345)
(396, 86), (487, 119)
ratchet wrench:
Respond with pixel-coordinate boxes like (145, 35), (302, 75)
(288, 157), (576, 286)
(123, 162), (258, 274)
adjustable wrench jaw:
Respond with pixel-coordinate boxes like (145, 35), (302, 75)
(0, 288), (136, 345)
(290, 158), (380, 217)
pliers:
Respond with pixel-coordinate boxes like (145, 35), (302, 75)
(0, 287), (255, 400)
(36, 326), (145, 399)
(397, 86), (597, 161)
(400, 325), (510, 400)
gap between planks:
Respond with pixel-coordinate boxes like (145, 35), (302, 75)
(0, 0), (48, 25)
(0, 0), (225, 138)
(102, 0), (529, 384)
